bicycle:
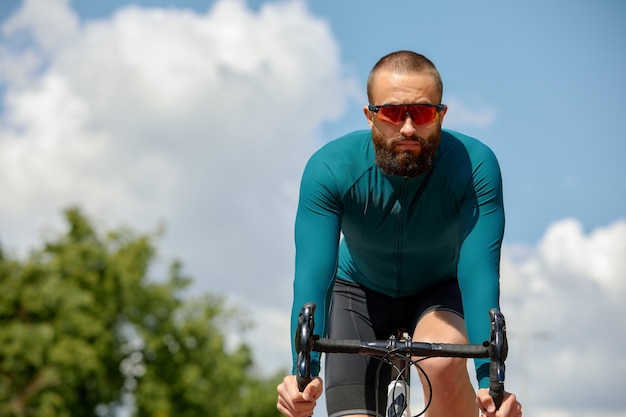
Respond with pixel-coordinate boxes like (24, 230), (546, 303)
(294, 302), (508, 417)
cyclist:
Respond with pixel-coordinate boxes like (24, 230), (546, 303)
(277, 50), (522, 417)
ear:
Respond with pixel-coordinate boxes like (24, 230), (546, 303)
(364, 105), (375, 128)
(438, 105), (448, 125)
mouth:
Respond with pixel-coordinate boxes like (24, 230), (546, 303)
(394, 140), (421, 149)
(391, 139), (423, 153)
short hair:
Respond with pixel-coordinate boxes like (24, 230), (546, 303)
(366, 51), (444, 103)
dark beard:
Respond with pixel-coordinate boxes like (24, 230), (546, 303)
(372, 127), (440, 177)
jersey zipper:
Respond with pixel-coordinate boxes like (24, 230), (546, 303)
(393, 171), (434, 296)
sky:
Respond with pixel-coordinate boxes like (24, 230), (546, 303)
(0, 0), (625, 416)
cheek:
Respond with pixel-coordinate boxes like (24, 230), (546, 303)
(373, 122), (399, 139)
(416, 124), (441, 140)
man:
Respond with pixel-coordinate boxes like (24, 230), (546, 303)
(277, 50), (522, 417)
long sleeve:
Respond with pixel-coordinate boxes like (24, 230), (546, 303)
(290, 152), (343, 376)
(456, 142), (505, 388)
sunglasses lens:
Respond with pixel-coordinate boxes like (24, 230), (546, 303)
(377, 106), (405, 124)
(377, 105), (438, 125)
(408, 105), (437, 125)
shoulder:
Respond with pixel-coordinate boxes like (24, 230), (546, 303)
(304, 130), (375, 178)
(299, 130), (375, 201)
(439, 129), (497, 161)
(438, 129), (501, 176)
(311, 129), (373, 159)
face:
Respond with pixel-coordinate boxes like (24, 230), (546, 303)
(364, 71), (447, 177)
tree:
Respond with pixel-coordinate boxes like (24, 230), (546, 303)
(0, 208), (284, 417)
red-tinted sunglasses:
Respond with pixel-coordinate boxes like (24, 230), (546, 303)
(368, 103), (446, 125)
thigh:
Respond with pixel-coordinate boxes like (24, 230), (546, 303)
(409, 280), (471, 396)
(413, 310), (468, 344)
(411, 279), (467, 343)
(325, 279), (391, 417)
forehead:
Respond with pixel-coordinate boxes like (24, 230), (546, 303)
(370, 70), (441, 104)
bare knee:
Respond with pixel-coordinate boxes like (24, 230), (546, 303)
(416, 356), (469, 388)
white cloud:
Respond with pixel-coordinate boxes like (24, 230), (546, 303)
(501, 218), (626, 416)
(537, 218), (626, 301)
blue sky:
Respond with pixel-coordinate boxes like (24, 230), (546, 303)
(1, 1), (625, 416)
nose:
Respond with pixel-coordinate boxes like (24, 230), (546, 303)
(399, 113), (417, 137)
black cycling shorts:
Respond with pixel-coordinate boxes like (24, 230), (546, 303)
(324, 278), (464, 417)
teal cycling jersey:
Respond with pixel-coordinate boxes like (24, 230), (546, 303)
(291, 128), (505, 388)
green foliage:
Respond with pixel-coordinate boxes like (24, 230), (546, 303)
(0, 207), (284, 417)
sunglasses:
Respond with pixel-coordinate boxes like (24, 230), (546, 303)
(368, 103), (446, 125)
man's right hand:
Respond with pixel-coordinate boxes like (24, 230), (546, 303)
(276, 375), (323, 417)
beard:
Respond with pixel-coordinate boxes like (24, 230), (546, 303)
(371, 125), (441, 178)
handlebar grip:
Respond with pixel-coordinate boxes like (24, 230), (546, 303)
(489, 364), (504, 409)
(297, 373), (312, 393)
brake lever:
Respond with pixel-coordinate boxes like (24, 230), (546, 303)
(488, 308), (508, 410)
(295, 302), (316, 392)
